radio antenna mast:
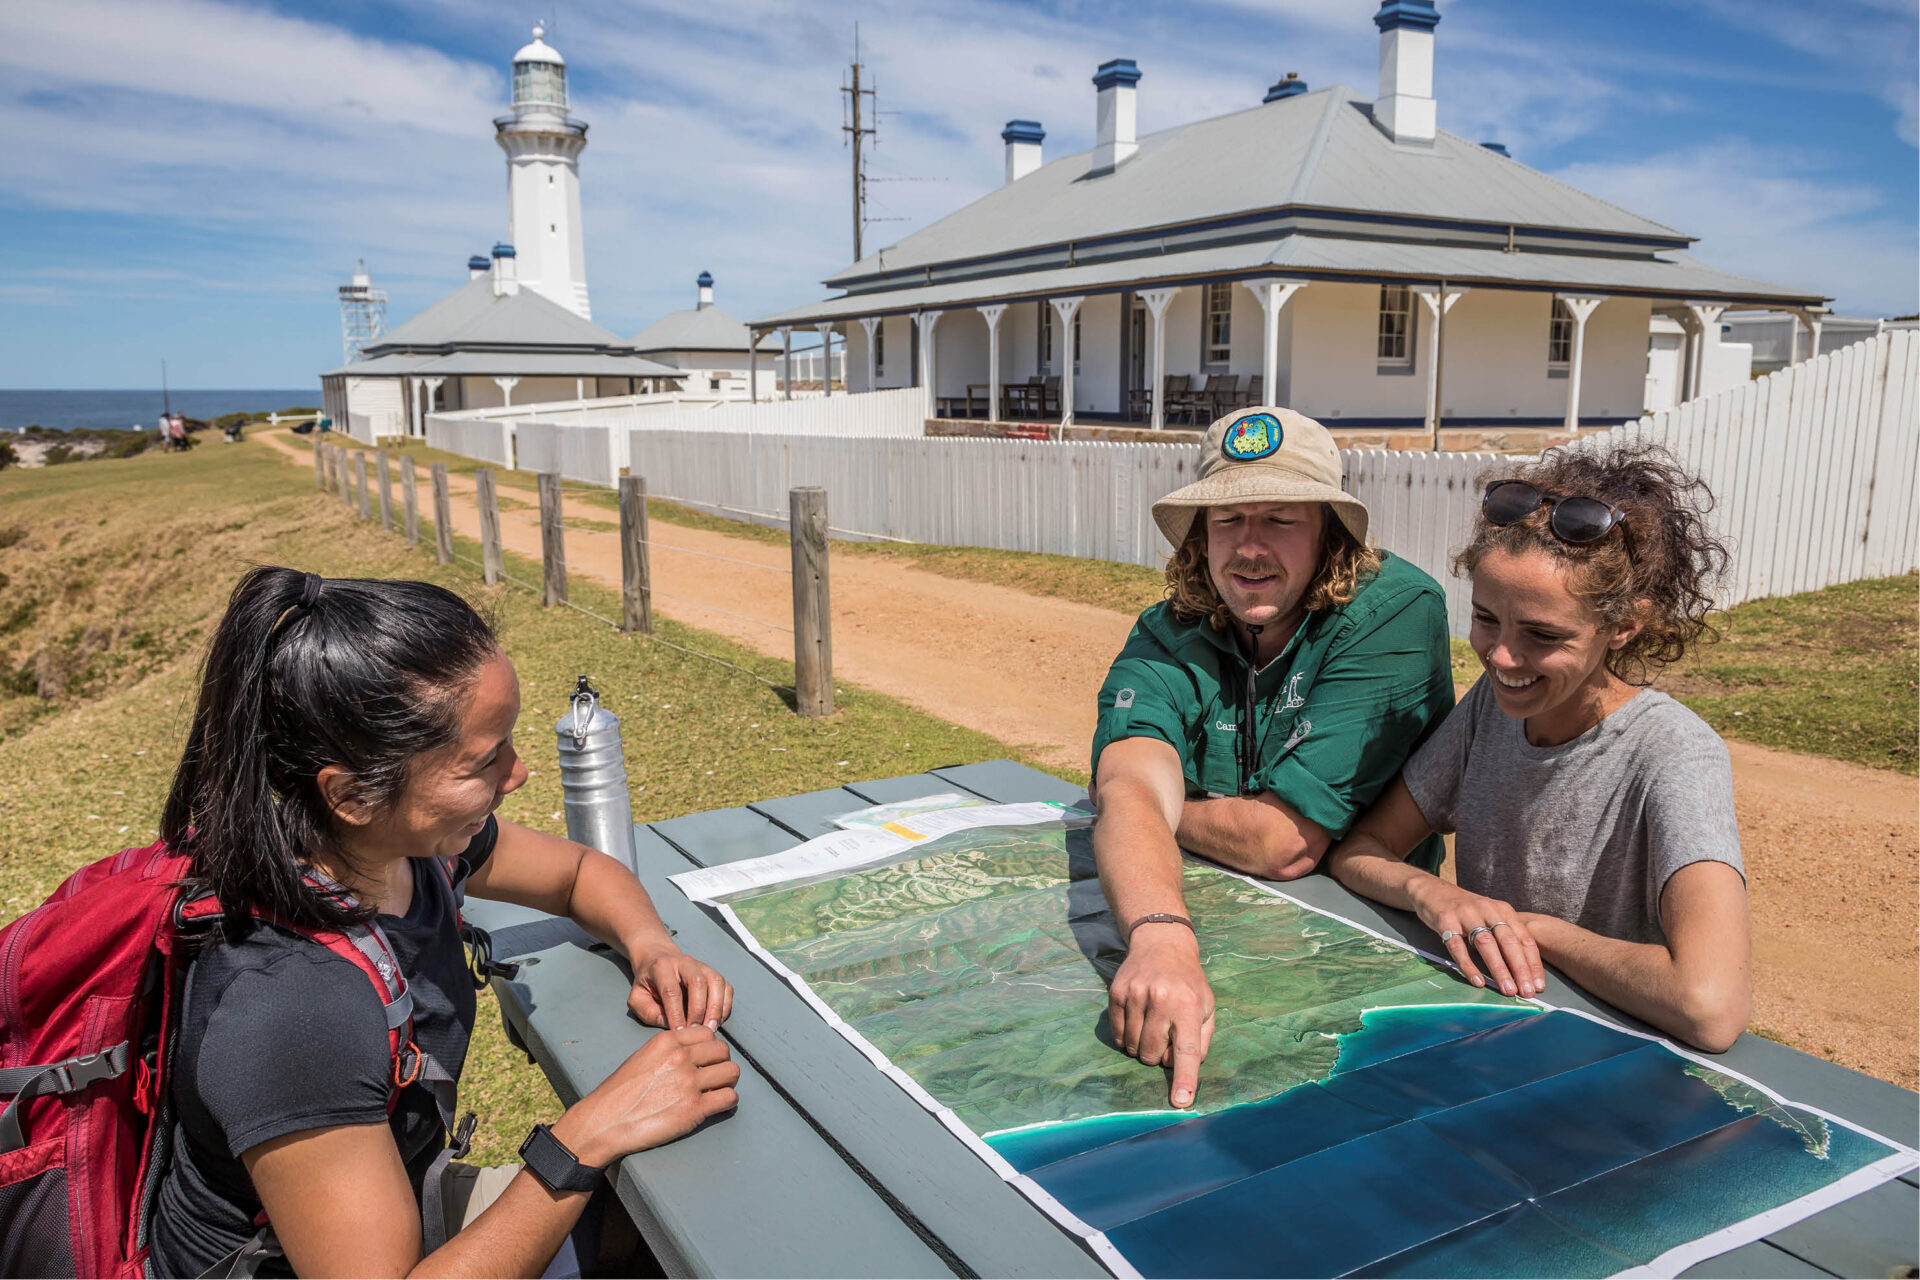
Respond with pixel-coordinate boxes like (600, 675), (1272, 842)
(842, 25), (877, 261)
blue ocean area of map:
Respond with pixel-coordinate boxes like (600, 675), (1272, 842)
(995, 1005), (1893, 1278)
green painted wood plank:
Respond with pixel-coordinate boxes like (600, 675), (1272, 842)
(749, 786), (877, 839)
(651, 805), (797, 867)
(1766, 1179), (1919, 1279)
(634, 824), (1109, 1277)
(1679, 1240), (1835, 1278)
(843, 772), (978, 804)
(933, 759), (1089, 805)
(463, 895), (953, 1278)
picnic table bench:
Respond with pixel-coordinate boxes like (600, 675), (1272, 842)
(465, 760), (1919, 1279)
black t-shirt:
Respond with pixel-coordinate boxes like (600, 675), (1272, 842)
(147, 821), (497, 1278)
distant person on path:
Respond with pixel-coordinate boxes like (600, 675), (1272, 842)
(1327, 442), (1749, 1052)
(168, 414), (187, 452)
(147, 569), (739, 1277)
(1090, 406), (1455, 1108)
(159, 414), (174, 452)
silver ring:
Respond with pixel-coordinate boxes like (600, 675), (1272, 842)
(1466, 925), (1493, 941)
(1490, 921), (1510, 931)
(1439, 930), (1459, 943)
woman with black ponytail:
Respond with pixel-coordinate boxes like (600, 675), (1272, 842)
(149, 567), (738, 1278)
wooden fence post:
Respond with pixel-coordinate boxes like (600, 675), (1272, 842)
(400, 456), (420, 546)
(333, 445), (348, 504)
(538, 472), (567, 606)
(789, 485), (833, 716)
(353, 452), (369, 521)
(475, 468), (503, 585)
(323, 443), (336, 493)
(431, 463), (453, 565)
(619, 475), (652, 633)
(313, 441), (325, 489)
(376, 449), (394, 531)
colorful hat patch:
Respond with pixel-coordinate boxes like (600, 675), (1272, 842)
(1222, 412), (1284, 461)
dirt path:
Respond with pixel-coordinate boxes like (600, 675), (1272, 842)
(271, 433), (1918, 1086)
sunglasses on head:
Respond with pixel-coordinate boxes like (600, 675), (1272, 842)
(1482, 480), (1626, 544)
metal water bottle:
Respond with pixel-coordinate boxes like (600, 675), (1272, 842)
(554, 675), (636, 871)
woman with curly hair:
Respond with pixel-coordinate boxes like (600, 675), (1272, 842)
(1327, 441), (1750, 1052)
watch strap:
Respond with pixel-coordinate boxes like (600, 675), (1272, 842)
(519, 1122), (604, 1193)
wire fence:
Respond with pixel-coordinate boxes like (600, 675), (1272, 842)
(321, 443), (811, 697)
(446, 544), (794, 691)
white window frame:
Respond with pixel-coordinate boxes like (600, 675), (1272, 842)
(1547, 298), (1573, 370)
(1377, 284), (1414, 368)
(1203, 282), (1232, 367)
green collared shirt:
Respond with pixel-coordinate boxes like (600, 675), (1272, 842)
(1091, 552), (1455, 873)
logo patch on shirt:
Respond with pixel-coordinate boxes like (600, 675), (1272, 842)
(1282, 672), (1309, 711)
(1113, 688), (1135, 709)
(1222, 412), (1284, 461)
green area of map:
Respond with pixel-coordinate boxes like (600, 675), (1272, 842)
(722, 820), (1510, 1134)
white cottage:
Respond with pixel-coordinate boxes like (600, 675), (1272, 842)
(752, 1), (1824, 438)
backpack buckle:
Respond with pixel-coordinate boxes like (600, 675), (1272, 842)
(55, 1044), (131, 1094)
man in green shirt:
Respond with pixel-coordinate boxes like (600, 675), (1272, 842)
(1091, 406), (1454, 1109)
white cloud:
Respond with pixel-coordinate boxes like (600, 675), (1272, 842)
(1551, 141), (1918, 317)
(0, 0), (1914, 385)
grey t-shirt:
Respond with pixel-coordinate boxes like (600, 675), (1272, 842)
(1401, 677), (1743, 945)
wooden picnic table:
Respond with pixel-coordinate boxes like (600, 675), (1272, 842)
(466, 760), (1919, 1279)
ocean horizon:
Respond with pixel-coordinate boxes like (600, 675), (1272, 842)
(1, 389), (320, 434)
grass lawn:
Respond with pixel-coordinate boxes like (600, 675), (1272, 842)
(0, 438), (1030, 1162)
(1655, 574), (1918, 774)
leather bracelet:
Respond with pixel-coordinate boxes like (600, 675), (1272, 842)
(1126, 912), (1195, 945)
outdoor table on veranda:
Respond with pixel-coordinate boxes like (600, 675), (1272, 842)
(464, 760), (1919, 1279)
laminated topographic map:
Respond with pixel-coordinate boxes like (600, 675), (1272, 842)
(671, 805), (1917, 1278)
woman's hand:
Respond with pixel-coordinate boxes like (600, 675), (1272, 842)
(553, 1025), (740, 1168)
(1406, 878), (1546, 998)
(628, 948), (735, 1030)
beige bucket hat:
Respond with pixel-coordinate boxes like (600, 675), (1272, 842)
(1152, 405), (1370, 549)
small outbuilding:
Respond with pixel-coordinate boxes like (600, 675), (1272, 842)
(320, 247), (682, 440)
(627, 272), (779, 395)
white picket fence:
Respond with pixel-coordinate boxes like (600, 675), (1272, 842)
(515, 420), (615, 488)
(1596, 326), (1918, 602)
(623, 330), (1917, 636)
(610, 386), (926, 439)
(425, 414), (510, 467)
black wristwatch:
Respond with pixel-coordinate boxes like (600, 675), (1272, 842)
(519, 1123), (605, 1193)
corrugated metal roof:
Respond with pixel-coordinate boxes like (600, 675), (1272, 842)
(819, 88), (1686, 288)
(628, 304), (777, 356)
(323, 349), (681, 378)
(370, 278), (629, 352)
(753, 234), (1820, 328)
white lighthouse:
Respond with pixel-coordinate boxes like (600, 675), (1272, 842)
(495, 25), (591, 320)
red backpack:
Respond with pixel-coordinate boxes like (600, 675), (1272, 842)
(0, 840), (427, 1278)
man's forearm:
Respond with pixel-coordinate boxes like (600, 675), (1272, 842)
(1177, 794), (1327, 880)
(1093, 779), (1189, 930)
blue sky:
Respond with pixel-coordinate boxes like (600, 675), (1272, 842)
(0, 0), (1913, 389)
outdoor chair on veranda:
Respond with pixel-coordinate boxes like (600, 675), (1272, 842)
(1004, 375), (1044, 420)
(1238, 375), (1263, 408)
(1039, 376), (1063, 419)
(1203, 374), (1241, 420)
